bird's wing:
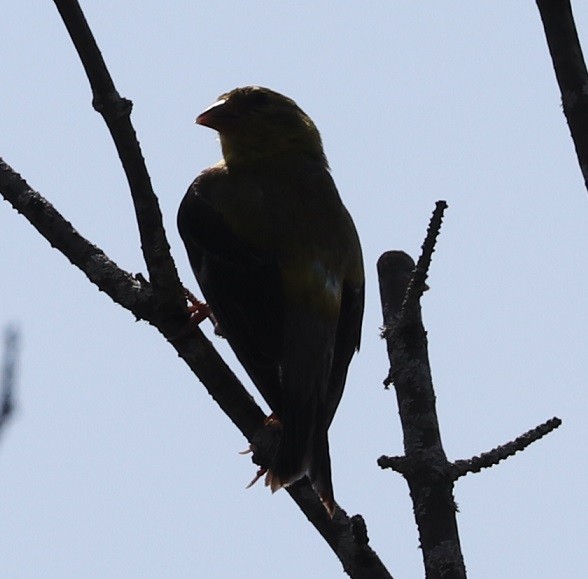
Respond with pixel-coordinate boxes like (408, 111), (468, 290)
(326, 280), (365, 427)
(177, 171), (284, 413)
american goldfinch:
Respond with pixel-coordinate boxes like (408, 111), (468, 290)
(178, 86), (364, 516)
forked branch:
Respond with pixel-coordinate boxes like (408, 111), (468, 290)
(0, 2), (393, 577)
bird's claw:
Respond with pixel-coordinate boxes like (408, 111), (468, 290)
(264, 413), (282, 429)
(184, 288), (213, 326)
(183, 287), (227, 336)
(245, 467), (268, 489)
(241, 414), (282, 489)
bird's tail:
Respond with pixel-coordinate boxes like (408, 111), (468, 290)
(309, 430), (335, 517)
(265, 409), (312, 491)
(266, 417), (335, 518)
(265, 305), (337, 516)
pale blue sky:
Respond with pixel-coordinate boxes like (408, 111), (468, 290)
(2, 2), (588, 577)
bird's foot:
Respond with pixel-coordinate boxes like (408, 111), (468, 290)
(183, 288), (228, 336)
(245, 466), (268, 489)
(242, 413), (282, 489)
(238, 414), (280, 455)
(264, 413), (281, 429)
(184, 288), (213, 325)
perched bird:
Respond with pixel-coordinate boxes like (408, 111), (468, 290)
(177, 86), (364, 516)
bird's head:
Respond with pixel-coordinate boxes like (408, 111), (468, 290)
(196, 86), (327, 169)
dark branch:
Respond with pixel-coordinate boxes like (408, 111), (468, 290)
(288, 485), (394, 579)
(536, 0), (588, 193)
(379, 416), (563, 482)
(400, 200), (447, 322)
(378, 251), (421, 335)
(1, 3), (392, 574)
(0, 159), (154, 319)
(0, 159), (392, 579)
(0, 326), (18, 441)
(377, 454), (410, 474)
(0, 156), (261, 439)
(53, 0), (185, 313)
(452, 417), (562, 479)
(378, 203), (466, 579)
(377, 202), (562, 578)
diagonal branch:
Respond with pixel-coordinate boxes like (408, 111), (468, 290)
(398, 200), (447, 324)
(0, 157), (261, 437)
(451, 417), (562, 479)
(379, 416), (562, 482)
(536, 0), (588, 193)
(0, 159), (154, 319)
(2, 3), (393, 575)
(1, 154), (392, 578)
(53, 0), (185, 312)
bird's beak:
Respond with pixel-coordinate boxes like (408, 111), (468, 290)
(195, 98), (229, 130)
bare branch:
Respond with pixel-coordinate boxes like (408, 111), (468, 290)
(377, 202), (562, 578)
(399, 200), (447, 323)
(53, 0), (185, 312)
(377, 455), (410, 474)
(0, 159), (154, 319)
(1, 3), (393, 575)
(288, 484), (394, 579)
(0, 326), (18, 441)
(378, 204), (466, 579)
(536, 0), (588, 193)
(452, 417), (562, 479)
(1, 155), (390, 579)
(380, 417), (563, 483)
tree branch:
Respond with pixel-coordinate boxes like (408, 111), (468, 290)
(1, 152), (391, 579)
(451, 417), (562, 479)
(380, 416), (562, 482)
(1, 2), (393, 575)
(536, 0), (588, 193)
(0, 326), (18, 442)
(0, 159), (154, 318)
(0, 156), (263, 437)
(377, 203), (465, 579)
(401, 200), (447, 315)
(53, 0), (185, 313)
(288, 484), (394, 579)
(377, 202), (561, 579)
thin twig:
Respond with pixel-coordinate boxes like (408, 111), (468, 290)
(452, 417), (562, 479)
(377, 455), (409, 474)
(53, 0), (185, 312)
(401, 200), (447, 318)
